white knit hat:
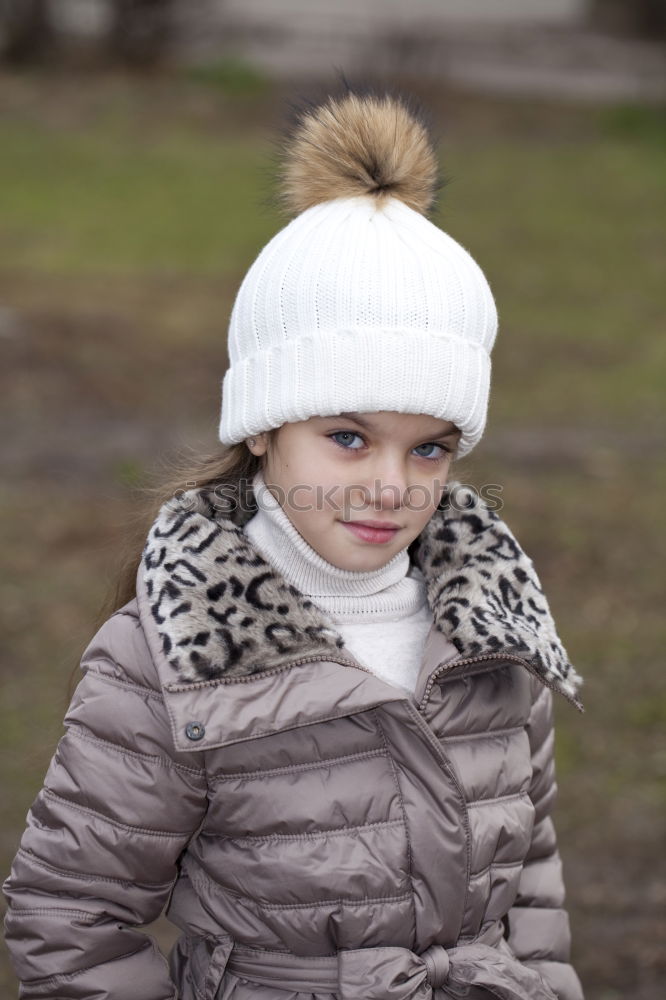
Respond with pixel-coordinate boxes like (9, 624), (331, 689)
(219, 89), (498, 459)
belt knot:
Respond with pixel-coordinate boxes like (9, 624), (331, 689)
(421, 943), (450, 989)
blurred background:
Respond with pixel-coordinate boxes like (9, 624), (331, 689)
(1, 1), (665, 997)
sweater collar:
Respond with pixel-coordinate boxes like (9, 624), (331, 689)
(137, 476), (584, 711)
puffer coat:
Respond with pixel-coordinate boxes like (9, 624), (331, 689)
(3, 478), (586, 1000)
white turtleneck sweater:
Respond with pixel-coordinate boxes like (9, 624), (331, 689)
(242, 471), (433, 696)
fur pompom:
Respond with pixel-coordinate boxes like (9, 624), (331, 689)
(277, 88), (441, 218)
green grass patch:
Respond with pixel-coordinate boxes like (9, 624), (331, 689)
(183, 56), (270, 97)
(0, 121), (278, 274)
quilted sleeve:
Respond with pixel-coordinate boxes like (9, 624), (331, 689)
(503, 681), (585, 1000)
(2, 609), (209, 1000)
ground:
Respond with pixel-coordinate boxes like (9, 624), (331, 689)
(0, 64), (664, 998)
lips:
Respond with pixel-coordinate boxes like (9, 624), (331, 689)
(350, 520), (401, 529)
(341, 521), (401, 544)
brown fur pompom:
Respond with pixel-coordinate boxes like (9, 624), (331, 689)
(277, 89), (441, 218)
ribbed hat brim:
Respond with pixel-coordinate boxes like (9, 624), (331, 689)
(219, 327), (490, 459)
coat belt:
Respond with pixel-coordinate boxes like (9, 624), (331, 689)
(223, 929), (559, 999)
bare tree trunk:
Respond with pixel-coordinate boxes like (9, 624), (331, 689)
(109, 0), (173, 67)
(0, 0), (52, 64)
(637, 0), (666, 36)
(588, 0), (666, 40)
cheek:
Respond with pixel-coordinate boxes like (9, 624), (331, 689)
(406, 479), (442, 516)
(264, 445), (314, 490)
(284, 443), (327, 479)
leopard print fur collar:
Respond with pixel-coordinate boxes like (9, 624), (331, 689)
(140, 478), (584, 710)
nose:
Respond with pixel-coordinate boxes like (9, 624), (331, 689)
(363, 456), (410, 511)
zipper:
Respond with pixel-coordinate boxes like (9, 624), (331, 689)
(418, 652), (585, 714)
(399, 698), (474, 937)
(273, 650), (584, 716)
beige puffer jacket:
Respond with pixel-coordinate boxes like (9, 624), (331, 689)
(3, 479), (585, 1000)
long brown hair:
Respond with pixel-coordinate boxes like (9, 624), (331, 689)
(91, 438), (277, 637)
(66, 438), (272, 702)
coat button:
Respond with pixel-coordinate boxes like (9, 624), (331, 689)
(185, 721), (206, 742)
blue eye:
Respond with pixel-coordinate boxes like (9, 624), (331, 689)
(413, 443), (450, 460)
(330, 431), (364, 450)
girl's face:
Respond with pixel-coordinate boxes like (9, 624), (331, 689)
(248, 411), (461, 571)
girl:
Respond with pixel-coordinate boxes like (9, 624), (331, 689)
(3, 86), (585, 1000)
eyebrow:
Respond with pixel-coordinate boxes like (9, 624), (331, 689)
(335, 411), (460, 439)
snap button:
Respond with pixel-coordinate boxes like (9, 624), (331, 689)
(421, 943), (450, 988)
(185, 721), (206, 742)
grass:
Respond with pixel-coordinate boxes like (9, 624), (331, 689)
(183, 56), (271, 96)
(0, 68), (664, 999)
(0, 123), (276, 274)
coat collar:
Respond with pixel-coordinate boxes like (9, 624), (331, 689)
(137, 478), (584, 713)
